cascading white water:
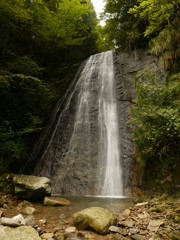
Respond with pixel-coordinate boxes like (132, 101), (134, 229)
(33, 51), (123, 196)
(98, 51), (123, 196)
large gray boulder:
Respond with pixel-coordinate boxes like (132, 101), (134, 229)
(73, 207), (117, 234)
(13, 174), (51, 201)
(0, 226), (41, 240)
(0, 174), (51, 201)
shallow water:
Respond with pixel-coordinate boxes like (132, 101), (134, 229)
(34, 196), (133, 222)
(5, 196), (134, 239)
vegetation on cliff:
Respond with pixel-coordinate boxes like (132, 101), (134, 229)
(102, 0), (180, 189)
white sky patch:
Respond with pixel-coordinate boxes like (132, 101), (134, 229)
(91, 0), (106, 25)
(91, 0), (105, 18)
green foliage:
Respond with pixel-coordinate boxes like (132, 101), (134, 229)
(130, 70), (180, 165)
(0, 0), (98, 173)
(7, 55), (43, 76)
(129, 0), (180, 69)
(102, 0), (148, 50)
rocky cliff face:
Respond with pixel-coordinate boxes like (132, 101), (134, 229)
(114, 49), (166, 196)
(27, 49), (166, 196)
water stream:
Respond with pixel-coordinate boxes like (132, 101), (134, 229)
(33, 51), (123, 196)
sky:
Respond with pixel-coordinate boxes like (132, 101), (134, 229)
(91, 0), (105, 18)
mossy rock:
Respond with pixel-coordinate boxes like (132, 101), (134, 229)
(0, 226), (41, 240)
(0, 174), (51, 201)
(73, 207), (117, 234)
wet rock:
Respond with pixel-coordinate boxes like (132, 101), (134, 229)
(12, 214), (26, 225)
(65, 227), (77, 233)
(40, 232), (54, 239)
(108, 233), (126, 240)
(65, 234), (81, 240)
(73, 207), (116, 234)
(17, 200), (33, 209)
(137, 212), (150, 219)
(122, 209), (131, 218)
(0, 217), (21, 227)
(54, 233), (64, 240)
(147, 220), (164, 232)
(23, 206), (36, 215)
(25, 216), (35, 226)
(77, 231), (94, 239)
(135, 202), (148, 207)
(13, 174), (51, 201)
(0, 225), (41, 240)
(36, 227), (44, 235)
(109, 226), (128, 236)
(118, 219), (134, 228)
(38, 219), (47, 225)
(3, 203), (11, 209)
(129, 228), (140, 234)
(44, 197), (71, 206)
(131, 234), (148, 240)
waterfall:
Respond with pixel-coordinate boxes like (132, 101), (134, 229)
(33, 51), (123, 196)
(98, 52), (123, 196)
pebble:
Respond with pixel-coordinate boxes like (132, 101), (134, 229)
(25, 216), (35, 226)
(109, 226), (128, 236)
(0, 217), (21, 227)
(122, 209), (131, 218)
(131, 234), (148, 240)
(40, 232), (54, 239)
(129, 228), (140, 234)
(118, 219), (134, 228)
(65, 227), (77, 233)
(135, 202), (149, 207)
(23, 206), (36, 215)
(12, 214), (26, 225)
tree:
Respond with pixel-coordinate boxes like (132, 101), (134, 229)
(129, 0), (180, 70)
(0, 0), (98, 173)
(102, 0), (148, 50)
(130, 70), (180, 167)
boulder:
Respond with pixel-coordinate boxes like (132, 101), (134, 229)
(43, 197), (71, 206)
(73, 207), (117, 234)
(0, 226), (41, 240)
(13, 174), (51, 201)
(0, 174), (51, 201)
